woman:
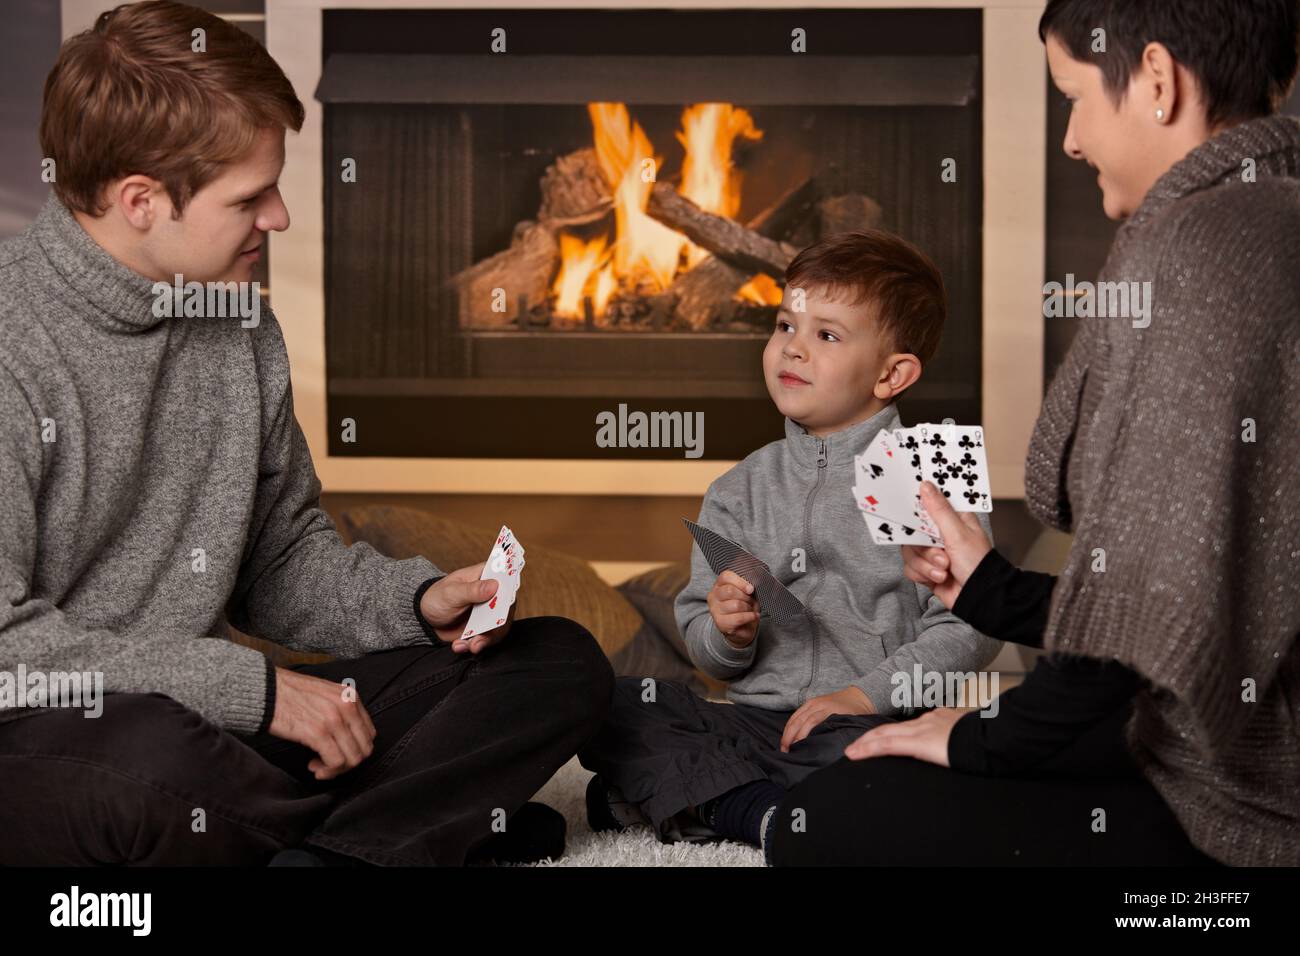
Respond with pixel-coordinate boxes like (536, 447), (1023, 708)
(770, 0), (1300, 866)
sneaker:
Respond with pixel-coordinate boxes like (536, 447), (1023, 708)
(585, 774), (649, 833)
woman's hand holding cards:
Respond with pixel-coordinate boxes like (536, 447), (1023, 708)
(900, 481), (992, 609)
(708, 570), (760, 648)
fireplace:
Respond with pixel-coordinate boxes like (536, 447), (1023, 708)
(315, 8), (983, 459)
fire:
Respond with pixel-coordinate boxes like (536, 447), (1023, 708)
(588, 102), (683, 294)
(551, 101), (781, 319)
(678, 104), (762, 270)
(552, 234), (609, 317)
(736, 273), (783, 306)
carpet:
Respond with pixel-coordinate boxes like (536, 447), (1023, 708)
(519, 756), (765, 867)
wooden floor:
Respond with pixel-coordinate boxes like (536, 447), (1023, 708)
(321, 492), (1046, 567)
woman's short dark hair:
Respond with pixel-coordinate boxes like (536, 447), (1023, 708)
(1039, 0), (1300, 126)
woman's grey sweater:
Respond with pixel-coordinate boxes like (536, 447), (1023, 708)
(1025, 115), (1300, 866)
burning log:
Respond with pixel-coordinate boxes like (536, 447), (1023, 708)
(671, 257), (748, 330)
(667, 175), (824, 329)
(539, 148), (612, 227)
(817, 193), (885, 238)
(750, 174), (823, 238)
(449, 220), (559, 329)
(646, 182), (798, 278)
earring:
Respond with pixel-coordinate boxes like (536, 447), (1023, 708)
(1155, 107), (1166, 122)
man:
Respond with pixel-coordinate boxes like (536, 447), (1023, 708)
(0, 0), (612, 866)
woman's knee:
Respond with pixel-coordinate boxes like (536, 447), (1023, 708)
(769, 756), (931, 866)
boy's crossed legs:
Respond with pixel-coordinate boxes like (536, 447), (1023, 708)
(577, 676), (894, 853)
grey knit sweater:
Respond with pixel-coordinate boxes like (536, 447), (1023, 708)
(1025, 115), (1300, 866)
(0, 195), (444, 735)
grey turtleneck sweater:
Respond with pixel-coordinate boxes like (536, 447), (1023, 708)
(0, 195), (444, 735)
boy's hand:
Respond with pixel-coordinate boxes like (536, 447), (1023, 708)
(707, 570), (760, 648)
(843, 707), (964, 767)
(900, 481), (992, 609)
(779, 686), (876, 753)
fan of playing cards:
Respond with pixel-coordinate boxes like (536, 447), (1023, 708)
(460, 525), (525, 641)
(852, 423), (992, 548)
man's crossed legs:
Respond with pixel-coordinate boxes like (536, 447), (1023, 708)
(0, 616), (613, 865)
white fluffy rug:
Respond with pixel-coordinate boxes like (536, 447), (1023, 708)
(521, 756), (765, 867)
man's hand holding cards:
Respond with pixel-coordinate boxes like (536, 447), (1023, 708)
(852, 423), (993, 548)
(416, 525), (525, 654)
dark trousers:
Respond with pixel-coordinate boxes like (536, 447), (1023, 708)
(578, 676), (894, 838)
(0, 616), (613, 866)
(769, 703), (1223, 866)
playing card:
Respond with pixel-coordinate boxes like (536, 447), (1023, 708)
(855, 422), (995, 548)
(854, 429), (943, 538)
(893, 426), (926, 485)
(950, 425), (993, 512)
(461, 525), (525, 640)
(863, 513), (941, 547)
(682, 518), (809, 627)
(918, 424), (991, 512)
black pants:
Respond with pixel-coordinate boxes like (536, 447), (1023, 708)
(578, 676), (894, 839)
(0, 616), (613, 866)
(769, 703), (1223, 866)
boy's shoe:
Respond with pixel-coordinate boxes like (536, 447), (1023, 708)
(759, 805), (779, 866)
(585, 774), (649, 833)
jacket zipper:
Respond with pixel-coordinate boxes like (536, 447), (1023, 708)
(798, 436), (828, 703)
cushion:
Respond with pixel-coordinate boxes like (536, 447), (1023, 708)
(616, 563), (727, 699)
(338, 505), (644, 664)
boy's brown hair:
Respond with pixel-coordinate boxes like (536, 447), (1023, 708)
(784, 229), (947, 367)
(40, 0), (305, 218)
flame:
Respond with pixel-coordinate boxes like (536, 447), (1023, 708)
(552, 102), (771, 319)
(551, 234), (608, 318)
(678, 104), (763, 270)
(737, 272), (783, 306)
(588, 102), (683, 292)
(678, 103), (761, 219)
(592, 263), (617, 315)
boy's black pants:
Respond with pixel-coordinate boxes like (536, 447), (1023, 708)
(0, 616), (613, 866)
(578, 676), (895, 839)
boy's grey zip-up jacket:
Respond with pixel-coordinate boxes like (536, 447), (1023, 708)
(674, 403), (1002, 716)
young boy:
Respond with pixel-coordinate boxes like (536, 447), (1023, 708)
(578, 230), (1002, 858)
